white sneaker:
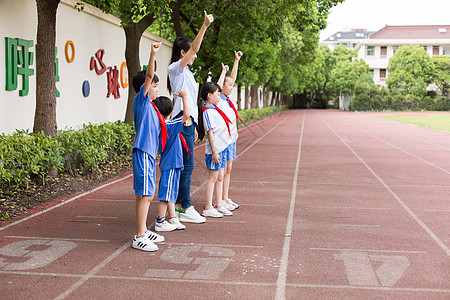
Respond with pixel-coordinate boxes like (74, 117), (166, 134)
(221, 201), (235, 211)
(178, 206), (206, 223)
(216, 205), (233, 216)
(225, 198), (239, 209)
(144, 230), (164, 243)
(155, 220), (178, 232)
(202, 207), (223, 218)
(169, 218), (186, 230)
(132, 235), (158, 252)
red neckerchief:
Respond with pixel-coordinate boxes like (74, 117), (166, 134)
(150, 101), (168, 152)
(178, 133), (191, 158)
(202, 105), (232, 137)
(226, 97), (243, 123)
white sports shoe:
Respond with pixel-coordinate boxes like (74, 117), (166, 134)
(178, 206), (206, 223)
(216, 205), (233, 216)
(225, 198), (239, 209)
(155, 220), (178, 232)
(144, 230), (164, 243)
(221, 201), (235, 211)
(132, 235), (158, 252)
(202, 207), (223, 218)
(169, 217), (186, 230)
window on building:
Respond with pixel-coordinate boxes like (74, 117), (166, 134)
(423, 46), (428, 52)
(433, 46), (440, 55)
(366, 46), (375, 56)
(370, 69), (374, 78)
(337, 33), (341, 37)
(393, 46), (399, 53)
(380, 46), (387, 58)
(380, 69), (386, 79)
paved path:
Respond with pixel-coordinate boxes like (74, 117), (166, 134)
(0, 110), (449, 299)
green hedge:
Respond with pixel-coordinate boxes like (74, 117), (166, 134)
(0, 121), (134, 192)
(237, 105), (288, 127)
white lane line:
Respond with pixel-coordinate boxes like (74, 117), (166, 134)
(334, 224), (380, 228)
(348, 121), (450, 175)
(54, 240), (130, 300)
(286, 283), (450, 293)
(425, 209), (450, 213)
(309, 206), (391, 210)
(276, 111), (305, 300)
(205, 220), (247, 223)
(320, 116), (450, 257)
(86, 199), (134, 202)
(309, 248), (426, 254)
(76, 216), (118, 219)
(5, 236), (109, 243)
(0, 174), (133, 232)
(164, 242), (263, 249)
(2, 271), (448, 294)
(240, 204), (277, 207)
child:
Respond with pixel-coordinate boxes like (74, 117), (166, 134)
(167, 11), (214, 224)
(152, 88), (191, 232)
(131, 42), (165, 252)
(197, 82), (233, 218)
(212, 51), (243, 210)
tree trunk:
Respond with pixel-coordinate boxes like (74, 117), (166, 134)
(33, 0), (60, 137)
(262, 84), (269, 107)
(170, 0), (186, 37)
(123, 14), (156, 124)
(250, 85), (259, 108)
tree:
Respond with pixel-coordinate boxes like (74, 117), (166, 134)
(77, 0), (173, 124)
(386, 44), (435, 96)
(33, 0), (61, 137)
(431, 55), (450, 97)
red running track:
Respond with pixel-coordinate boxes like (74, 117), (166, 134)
(0, 109), (449, 299)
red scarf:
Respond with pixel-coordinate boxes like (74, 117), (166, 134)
(150, 101), (168, 152)
(226, 97), (243, 123)
(202, 105), (232, 137)
(179, 133), (191, 158)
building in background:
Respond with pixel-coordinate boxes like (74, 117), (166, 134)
(357, 25), (450, 86)
(320, 28), (373, 51)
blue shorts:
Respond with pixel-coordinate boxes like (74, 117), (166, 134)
(132, 149), (156, 196)
(224, 142), (237, 161)
(158, 169), (181, 203)
(205, 150), (227, 170)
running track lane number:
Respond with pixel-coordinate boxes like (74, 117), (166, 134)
(0, 240), (77, 270)
(145, 245), (235, 279)
(334, 251), (410, 286)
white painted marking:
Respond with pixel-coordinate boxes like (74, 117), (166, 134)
(0, 240), (77, 270)
(0, 174), (133, 232)
(309, 206), (391, 210)
(425, 209), (450, 213)
(54, 241), (130, 300)
(5, 236), (109, 243)
(206, 220), (247, 223)
(286, 283), (450, 293)
(310, 248), (426, 254)
(76, 216), (118, 219)
(240, 204), (277, 207)
(320, 116), (450, 257)
(86, 199), (134, 202)
(334, 224), (381, 228)
(166, 242), (263, 249)
(276, 112), (305, 300)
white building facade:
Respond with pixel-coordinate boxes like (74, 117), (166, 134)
(357, 25), (450, 86)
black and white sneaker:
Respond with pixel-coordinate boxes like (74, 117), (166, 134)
(132, 235), (158, 252)
(144, 230), (164, 243)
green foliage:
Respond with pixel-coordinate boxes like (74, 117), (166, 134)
(0, 122), (134, 192)
(237, 106), (288, 127)
(329, 59), (371, 95)
(431, 55), (450, 97)
(387, 45), (435, 96)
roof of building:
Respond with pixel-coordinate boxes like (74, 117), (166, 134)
(323, 29), (373, 42)
(368, 25), (450, 39)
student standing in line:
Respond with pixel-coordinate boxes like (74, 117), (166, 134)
(152, 88), (191, 232)
(212, 51), (243, 211)
(197, 82), (233, 218)
(167, 11), (214, 224)
(131, 42), (165, 252)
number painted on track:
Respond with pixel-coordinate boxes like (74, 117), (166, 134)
(0, 240), (77, 270)
(144, 245), (235, 280)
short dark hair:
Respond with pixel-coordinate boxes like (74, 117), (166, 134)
(211, 73), (231, 86)
(152, 96), (173, 118)
(132, 70), (159, 93)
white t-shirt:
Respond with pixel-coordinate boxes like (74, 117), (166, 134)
(167, 60), (199, 124)
(203, 106), (232, 154)
(217, 94), (239, 143)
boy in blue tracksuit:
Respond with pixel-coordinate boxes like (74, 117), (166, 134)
(152, 88), (191, 232)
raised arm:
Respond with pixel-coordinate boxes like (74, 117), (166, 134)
(217, 63), (229, 88)
(144, 42), (162, 96)
(174, 88), (190, 123)
(179, 11), (214, 70)
(229, 51), (243, 86)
